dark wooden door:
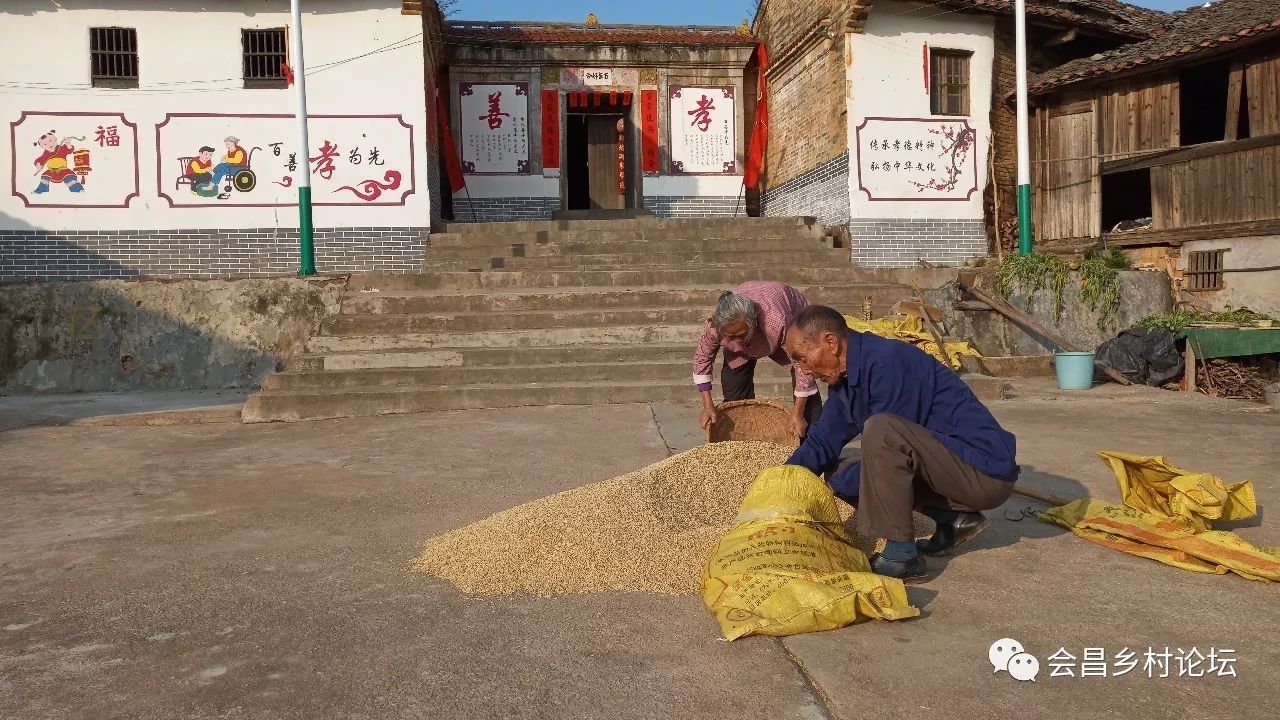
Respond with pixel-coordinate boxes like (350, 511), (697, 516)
(587, 115), (623, 210)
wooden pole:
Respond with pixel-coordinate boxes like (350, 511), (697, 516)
(958, 280), (1133, 386)
(1011, 484), (1075, 507)
(912, 283), (953, 368)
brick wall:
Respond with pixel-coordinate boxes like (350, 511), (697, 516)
(760, 152), (850, 228)
(0, 228), (427, 280)
(754, 0), (868, 191)
(849, 218), (987, 267)
(449, 197), (560, 223)
(644, 196), (746, 218)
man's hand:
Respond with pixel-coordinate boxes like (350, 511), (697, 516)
(790, 412), (808, 440)
(700, 405), (719, 430)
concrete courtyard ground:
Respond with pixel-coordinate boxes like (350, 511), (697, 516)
(2, 381), (1278, 720)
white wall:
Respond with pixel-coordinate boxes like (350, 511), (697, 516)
(1181, 235), (1280, 318)
(846, 1), (994, 220)
(0, 0), (429, 231)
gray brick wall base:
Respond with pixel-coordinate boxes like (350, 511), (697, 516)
(761, 152), (850, 228)
(0, 227), (427, 281)
(849, 218), (988, 268)
(644, 195), (746, 218)
(449, 197), (560, 222)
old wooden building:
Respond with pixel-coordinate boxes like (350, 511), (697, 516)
(1030, 0), (1280, 315)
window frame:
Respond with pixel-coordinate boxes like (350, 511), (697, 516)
(242, 27), (289, 90)
(90, 27), (139, 89)
(929, 49), (972, 117)
(1185, 249), (1227, 291)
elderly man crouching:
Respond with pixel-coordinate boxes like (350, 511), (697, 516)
(692, 281), (822, 439)
(783, 305), (1019, 582)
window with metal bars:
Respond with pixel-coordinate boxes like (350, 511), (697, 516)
(242, 28), (288, 89)
(1186, 250), (1226, 291)
(929, 50), (971, 116)
(90, 28), (139, 88)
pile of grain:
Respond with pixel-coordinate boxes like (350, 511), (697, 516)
(412, 440), (935, 597)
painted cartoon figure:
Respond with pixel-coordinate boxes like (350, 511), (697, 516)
(32, 131), (85, 194)
(187, 146), (217, 195)
(210, 135), (248, 198)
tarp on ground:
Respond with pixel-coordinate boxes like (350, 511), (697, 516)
(841, 315), (981, 371)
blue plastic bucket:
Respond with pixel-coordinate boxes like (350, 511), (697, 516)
(1053, 351), (1096, 390)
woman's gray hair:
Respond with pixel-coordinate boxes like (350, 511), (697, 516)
(711, 291), (758, 332)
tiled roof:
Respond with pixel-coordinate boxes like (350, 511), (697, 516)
(444, 20), (757, 46)
(946, 0), (1167, 39)
(1031, 0), (1280, 92)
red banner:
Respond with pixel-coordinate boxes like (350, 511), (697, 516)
(744, 43), (769, 189)
(616, 118), (626, 196)
(541, 89), (560, 169)
(641, 89), (659, 174)
(436, 85), (465, 193)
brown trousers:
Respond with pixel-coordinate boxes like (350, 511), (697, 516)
(854, 413), (1013, 542)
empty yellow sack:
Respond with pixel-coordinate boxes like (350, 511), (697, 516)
(1039, 451), (1279, 582)
(841, 314), (981, 370)
(1097, 451), (1257, 532)
(701, 465), (919, 641)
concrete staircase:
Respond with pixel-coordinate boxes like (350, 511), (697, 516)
(243, 217), (957, 422)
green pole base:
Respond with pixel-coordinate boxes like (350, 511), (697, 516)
(298, 186), (316, 276)
(1016, 183), (1033, 255)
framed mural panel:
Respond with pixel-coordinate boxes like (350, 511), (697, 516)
(669, 85), (735, 175)
(854, 117), (979, 201)
(458, 82), (530, 174)
(10, 111), (140, 209)
(155, 113), (415, 207)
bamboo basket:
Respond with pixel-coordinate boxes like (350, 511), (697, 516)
(705, 399), (799, 448)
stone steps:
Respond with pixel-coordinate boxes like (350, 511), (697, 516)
(339, 283), (907, 315)
(426, 235), (836, 260)
(426, 248), (850, 271)
(346, 266), (955, 291)
(243, 216), (964, 422)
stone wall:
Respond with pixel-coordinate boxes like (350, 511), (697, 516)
(850, 219), (988, 267)
(0, 276), (345, 393)
(759, 152), (850, 228)
(643, 196), (745, 218)
(0, 229), (426, 280)
(945, 269), (1176, 357)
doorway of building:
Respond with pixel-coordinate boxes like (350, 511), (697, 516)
(566, 111), (631, 211)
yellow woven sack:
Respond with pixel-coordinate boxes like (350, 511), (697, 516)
(701, 465), (919, 640)
(1096, 451), (1257, 532)
(840, 314), (982, 370)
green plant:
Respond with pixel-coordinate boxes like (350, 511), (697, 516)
(1138, 308), (1277, 333)
(995, 251), (1071, 321)
(1079, 248), (1127, 327)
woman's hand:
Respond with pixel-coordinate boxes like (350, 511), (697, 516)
(700, 405), (719, 430)
(790, 412), (808, 440)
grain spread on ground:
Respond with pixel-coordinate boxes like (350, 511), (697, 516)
(412, 440), (936, 597)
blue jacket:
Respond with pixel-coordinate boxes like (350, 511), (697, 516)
(787, 331), (1019, 499)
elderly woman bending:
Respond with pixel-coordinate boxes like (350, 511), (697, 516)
(692, 280), (823, 439)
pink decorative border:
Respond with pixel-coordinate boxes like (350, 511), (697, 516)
(155, 113), (416, 208)
(10, 111), (141, 209)
(855, 116), (979, 202)
(667, 85), (737, 176)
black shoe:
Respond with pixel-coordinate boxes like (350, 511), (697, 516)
(916, 512), (989, 556)
(870, 552), (928, 583)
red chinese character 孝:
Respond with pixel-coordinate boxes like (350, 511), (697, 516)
(94, 125), (120, 148)
(688, 94), (715, 132)
(310, 140), (340, 180)
(480, 91), (510, 130)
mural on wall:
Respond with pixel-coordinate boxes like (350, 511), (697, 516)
(669, 86), (735, 174)
(458, 82), (529, 174)
(855, 117), (979, 201)
(156, 114), (415, 207)
(9, 111), (140, 208)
